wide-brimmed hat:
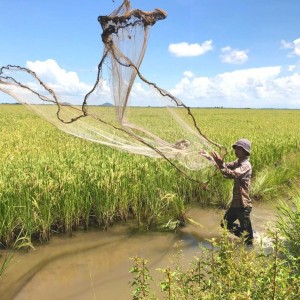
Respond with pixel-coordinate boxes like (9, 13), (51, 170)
(232, 138), (251, 154)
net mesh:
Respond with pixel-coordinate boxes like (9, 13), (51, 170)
(0, 0), (226, 182)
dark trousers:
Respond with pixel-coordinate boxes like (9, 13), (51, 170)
(221, 207), (254, 244)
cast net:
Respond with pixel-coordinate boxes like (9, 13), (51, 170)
(0, 0), (226, 182)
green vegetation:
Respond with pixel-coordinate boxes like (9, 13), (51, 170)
(130, 226), (300, 299)
(276, 189), (300, 271)
(130, 188), (300, 299)
(0, 105), (299, 248)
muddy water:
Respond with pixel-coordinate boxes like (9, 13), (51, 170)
(0, 203), (277, 300)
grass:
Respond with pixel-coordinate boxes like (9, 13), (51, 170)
(276, 188), (300, 270)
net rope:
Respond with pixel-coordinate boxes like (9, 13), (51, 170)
(0, 0), (227, 185)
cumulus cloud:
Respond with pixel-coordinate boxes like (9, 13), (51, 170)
(170, 66), (300, 108)
(288, 65), (296, 71)
(280, 40), (293, 49)
(281, 38), (300, 56)
(25, 59), (112, 104)
(17, 59), (300, 109)
(183, 71), (194, 78)
(128, 83), (150, 106)
(294, 38), (300, 56)
(26, 59), (92, 96)
(168, 41), (213, 57)
(220, 47), (249, 64)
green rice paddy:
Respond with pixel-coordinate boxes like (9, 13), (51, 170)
(0, 105), (299, 247)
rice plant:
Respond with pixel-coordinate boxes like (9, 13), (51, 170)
(0, 105), (299, 246)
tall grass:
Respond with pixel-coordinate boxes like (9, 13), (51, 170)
(0, 105), (299, 246)
(276, 189), (300, 274)
(251, 152), (300, 201)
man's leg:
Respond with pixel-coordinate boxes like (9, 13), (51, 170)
(237, 207), (254, 245)
(221, 207), (242, 237)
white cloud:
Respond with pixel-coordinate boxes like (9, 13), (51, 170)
(183, 71), (194, 78)
(7, 59), (298, 109)
(170, 66), (300, 108)
(281, 40), (293, 49)
(26, 59), (92, 96)
(131, 82), (152, 98)
(294, 38), (300, 56)
(288, 65), (296, 71)
(24, 59), (112, 105)
(220, 46), (249, 64)
(168, 41), (213, 57)
(281, 38), (300, 56)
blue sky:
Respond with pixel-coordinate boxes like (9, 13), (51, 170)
(1, 0), (300, 108)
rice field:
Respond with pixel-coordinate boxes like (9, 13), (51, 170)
(0, 104), (299, 247)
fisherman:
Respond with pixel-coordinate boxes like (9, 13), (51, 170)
(200, 138), (253, 245)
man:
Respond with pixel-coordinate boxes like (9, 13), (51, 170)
(200, 138), (253, 245)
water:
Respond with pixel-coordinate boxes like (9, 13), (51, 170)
(0, 203), (276, 300)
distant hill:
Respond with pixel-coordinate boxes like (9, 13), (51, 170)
(101, 102), (114, 107)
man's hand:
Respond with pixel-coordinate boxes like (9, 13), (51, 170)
(199, 150), (212, 160)
(210, 151), (224, 169)
(199, 150), (224, 169)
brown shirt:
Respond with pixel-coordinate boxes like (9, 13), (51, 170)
(220, 158), (252, 208)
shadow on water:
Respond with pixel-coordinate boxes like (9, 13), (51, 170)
(0, 203), (276, 300)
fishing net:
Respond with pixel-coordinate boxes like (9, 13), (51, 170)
(0, 0), (226, 182)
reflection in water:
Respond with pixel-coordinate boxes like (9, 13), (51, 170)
(0, 203), (276, 300)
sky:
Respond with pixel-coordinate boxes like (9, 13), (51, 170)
(0, 0), (300, 108)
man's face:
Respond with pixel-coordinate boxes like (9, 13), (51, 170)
(234, 146), (247, 159)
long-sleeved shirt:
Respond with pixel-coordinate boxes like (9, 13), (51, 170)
(220, 157), (252, 208)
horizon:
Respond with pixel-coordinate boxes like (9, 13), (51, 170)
(1, 102), (299, 111)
